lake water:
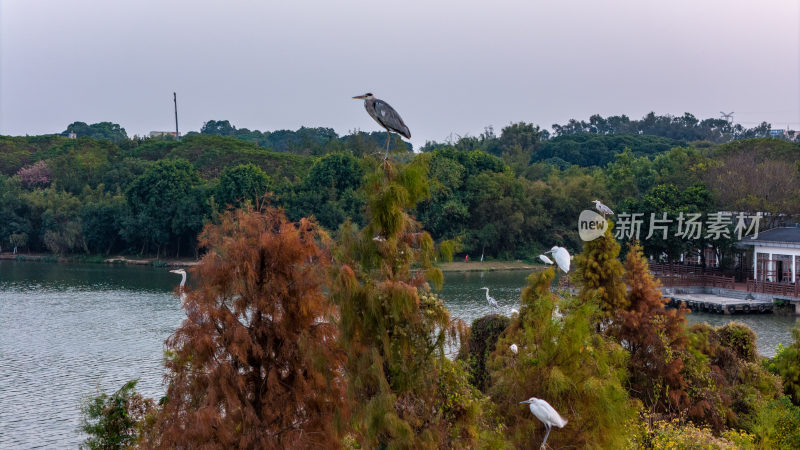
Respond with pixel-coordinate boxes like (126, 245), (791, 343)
(1, 261), (798, 448)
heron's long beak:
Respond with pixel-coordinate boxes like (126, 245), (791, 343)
(519, 400), (529, 404)
(352, 95), (366, 99)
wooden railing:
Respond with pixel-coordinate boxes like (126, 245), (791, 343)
(746, 279), (800, 298)
(649, 262), (725, 276)
(657, 273), (735, 289)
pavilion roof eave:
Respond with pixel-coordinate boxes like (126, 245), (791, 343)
(737, 240), (800, 250)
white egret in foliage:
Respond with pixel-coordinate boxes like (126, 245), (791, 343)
(353, 93), (411, 158)
(520, 397), (568, 449)
(169, 268), (187, 303)
(544, 246), (571, 273)
(510, 343), (518, 355)
(592, 199), (614, 218)
(538, 254), (554, 265)
(480, 287), (499, 309)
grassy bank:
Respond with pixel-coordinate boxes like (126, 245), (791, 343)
(0, 252), (197, 267)
(1, 252), (541, 272)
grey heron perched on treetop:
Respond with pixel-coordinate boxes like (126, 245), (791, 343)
(520, 396), (568, 449)
(592, 199), (614, 218)
(353, 93), (411, 158)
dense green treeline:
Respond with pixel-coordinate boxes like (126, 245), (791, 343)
(195, 119), (414, 155)
(2, 114), (799, 261)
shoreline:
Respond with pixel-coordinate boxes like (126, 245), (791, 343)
(0, 253), (542, 272)
(0, 253), (198, 268)
(438, 260), (542, 272)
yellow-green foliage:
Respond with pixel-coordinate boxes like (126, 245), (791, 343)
(574, 224), (628, 317)
(766, 325), (800, 405)
(332, 159), (484, 448)
(488, 267), (636, 448)
(625, 416), (756, 449)
(682, 322), (783, 433)
(718, 322), (758, 363)
(751, 396), (800, 449)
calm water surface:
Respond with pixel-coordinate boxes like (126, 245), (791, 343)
(1, 261), (797, 448)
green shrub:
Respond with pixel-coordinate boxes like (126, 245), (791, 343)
(625, 415), (755, 449)
(457, 314), (510, 391)
(488, 268), (636, 448)
(765, 326), (800, 405)
(79, 379), (155, 450)
(718, 321), (758, 363)
(751, 396), (800, 449)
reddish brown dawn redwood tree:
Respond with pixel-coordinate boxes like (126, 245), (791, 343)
(613, 242), (688, 413)
(151, 207), (346, 448)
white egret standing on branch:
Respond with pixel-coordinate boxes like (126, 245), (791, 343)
(480, 287), (499, 309)
(520, 396), (568, 449)
(544, 246), (571, 273)
(510, 343), (518, 355)
(592, 199), (614, 218)
(169, 268), (187, 303)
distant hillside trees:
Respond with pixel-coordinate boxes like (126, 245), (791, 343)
(282, 152), (366, 230)
(125, 159), (207, 257)
(62, 121), (129, 144)
(0, 112), (798, 260)
(198, 119), (412, 154)
(704, 138), (800, 221)
(214, 163), (270, 209)
(551, 112), (770, 143)
(533, 133), (684, 167)
(16, 160), (51, 188)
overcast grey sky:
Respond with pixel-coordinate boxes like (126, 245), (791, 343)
(1, 0), (798, 149)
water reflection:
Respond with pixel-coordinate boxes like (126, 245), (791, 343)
(0, 261), (185, 448)
(0, 261), (796, 448)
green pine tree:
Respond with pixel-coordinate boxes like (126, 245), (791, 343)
(488, 268), (635, 449)
(574, 223), (628, 318)
(331, 159), (483, 448)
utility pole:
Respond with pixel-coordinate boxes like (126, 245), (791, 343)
(174, 92), (180, 140)
(720, 111), (734, 124)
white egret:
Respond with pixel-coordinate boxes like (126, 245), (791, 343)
(592, 199), (614, 218)
(544, 246), (571, 273)
(538, 254), (554, 265)
(510, 343), (518, 355)
(480, 287), (499, 309)
(169, 268), (187, 302)
(520, 397), (568, 449)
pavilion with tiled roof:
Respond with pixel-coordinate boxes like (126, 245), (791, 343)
(738, 226), (800, 283)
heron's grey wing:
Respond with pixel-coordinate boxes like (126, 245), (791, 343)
(373, 99), (411, 138)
